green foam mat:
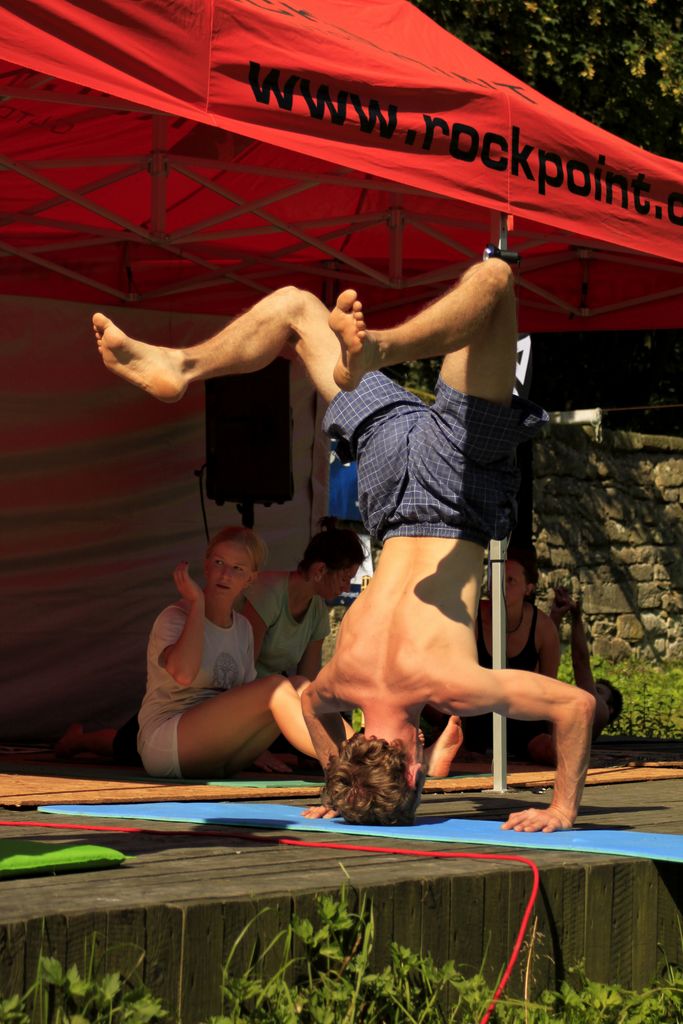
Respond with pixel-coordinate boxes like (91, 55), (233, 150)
(208, 777), (321, 787)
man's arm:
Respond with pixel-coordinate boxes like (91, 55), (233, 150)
(299, 674), (354, 820)
(299, 677), (351, 769)
(434, 662), (594, 832)
(501, 679), (595, 832)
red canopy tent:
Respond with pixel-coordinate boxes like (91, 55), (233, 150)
(1, 0), (681, 742)
(0, 0), (682, 329)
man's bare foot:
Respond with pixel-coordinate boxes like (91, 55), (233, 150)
(425, 715), (464, 778)
(93, 313), (187, 402)
(328, 290), (378, 391)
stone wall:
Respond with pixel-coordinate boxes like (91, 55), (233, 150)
(533, 427), (683, 661)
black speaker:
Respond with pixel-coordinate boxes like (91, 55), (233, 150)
(205, 358), (294, 506)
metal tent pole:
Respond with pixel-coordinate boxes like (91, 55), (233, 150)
(490, 536), (508, 791)
(490, 212), (510, 793)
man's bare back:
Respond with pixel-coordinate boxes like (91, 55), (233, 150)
(328, 536), (483, 704)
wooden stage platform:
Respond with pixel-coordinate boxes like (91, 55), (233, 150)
(0, 744), (682, 1021)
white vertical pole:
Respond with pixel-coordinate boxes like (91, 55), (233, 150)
(490, 211), (509, 793)
(490, 537), (508, 791)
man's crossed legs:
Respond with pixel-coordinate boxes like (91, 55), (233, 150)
(93, 258), (517, 410)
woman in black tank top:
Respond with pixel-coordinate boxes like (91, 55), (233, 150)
(461, 548), (560, 759)
(476, 603), (540, 673)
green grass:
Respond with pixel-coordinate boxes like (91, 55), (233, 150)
(558, 656), (683, 740)
(3, 894), (682, 1024)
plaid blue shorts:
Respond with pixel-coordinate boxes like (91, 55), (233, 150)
(323, 371), (548, 546)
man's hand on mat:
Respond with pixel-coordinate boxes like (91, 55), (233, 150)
(502, 806), (573, 833)
(301, 804), (339, 820)
(251, 750), (293, 773)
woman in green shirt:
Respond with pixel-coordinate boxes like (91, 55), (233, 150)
(243, 520), (364, 683)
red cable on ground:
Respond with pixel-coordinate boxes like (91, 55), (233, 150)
(1, 819), (539, 1024)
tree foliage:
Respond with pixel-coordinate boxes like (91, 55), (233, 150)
(390, 330), (682, 437)
(396, 2), (683, 432)
(530, 329), (682, 435)
(413, 0), (683, 160)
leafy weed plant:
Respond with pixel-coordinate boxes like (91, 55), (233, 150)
(3, 896), (682, 1023)
(213, 889), (492, 1023)
(0, 954), (167, 1024)
(209, 890), (683, 1024)
(558, 655), (683, 739)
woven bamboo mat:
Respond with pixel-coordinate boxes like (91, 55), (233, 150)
(1, 756), (681, 807)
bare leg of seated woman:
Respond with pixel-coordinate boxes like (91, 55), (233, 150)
(176, 675), (352, 778)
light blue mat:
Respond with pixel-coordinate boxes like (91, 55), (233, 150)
(38, 801), (683, 862)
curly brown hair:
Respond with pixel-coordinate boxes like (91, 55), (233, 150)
(321, 733), (425, 825)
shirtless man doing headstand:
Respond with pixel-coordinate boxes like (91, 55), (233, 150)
(93, 258), (595, 833)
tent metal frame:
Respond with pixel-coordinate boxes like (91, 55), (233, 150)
(2, 78), (683, 319)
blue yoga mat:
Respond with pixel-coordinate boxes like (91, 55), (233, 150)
(38, 801), (683, 862)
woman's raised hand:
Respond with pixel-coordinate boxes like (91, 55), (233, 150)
(173, 561), (204, 603)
